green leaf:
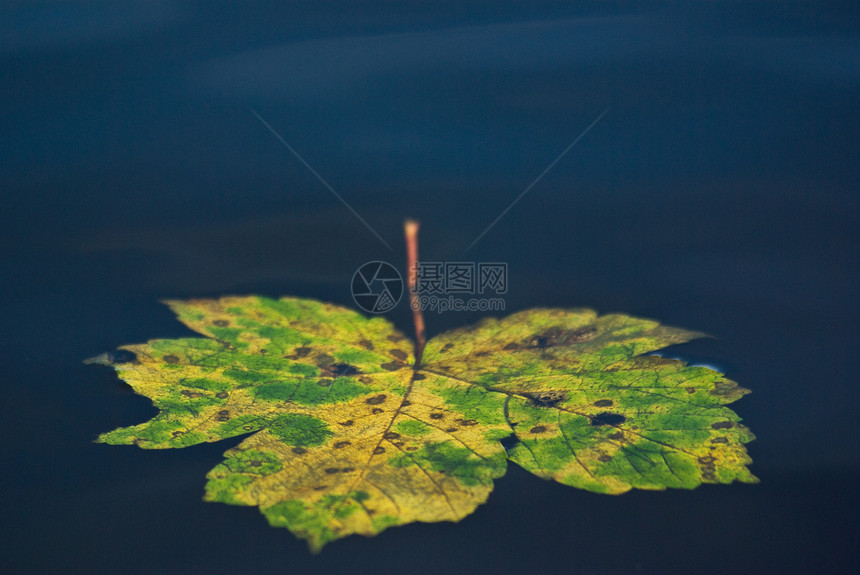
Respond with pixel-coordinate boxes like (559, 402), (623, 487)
(91, 296), (755, 551)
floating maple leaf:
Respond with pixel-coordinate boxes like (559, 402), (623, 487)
(90, 223), (755, 551)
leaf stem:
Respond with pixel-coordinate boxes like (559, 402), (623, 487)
(405, 219), (426, 367)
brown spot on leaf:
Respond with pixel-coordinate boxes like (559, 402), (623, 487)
(594, 399), (614, 407)
(401, 400), (412, 406)
(293, 346), (312, 358)
(411, 373), (426, 381)
(359, 339), (374, 350)
(315, 353), (335, 367)
(445, 428), (458, 433)
(590, 412), (626, 426)
(322, 363), (361, 377)
(524, 390), (567, 408)
(371, 408), (384, 414)
(333, 441), (351, 449)
(390, 349), (408, 360)
(383, 432), (401, 440)
(387, 333), (406, 342)
(698, 453), (717, 480)
(324, 467), (340, 474)
(359, 376), (373, 384)
(564, 327), (598, 343)
(598, 454), (612, 462)
(608, 431), (624, 440)
(430, 413), (444, 420)
(711, 380), (740, 396)
(406, 446), (417, 451)
(373, 447), (385, 455)
(711, 437), (729, 444)
(686, 387), (697, 394)
(365, 394), (387, 405)
(342, 467), (355, 473)
(711, 421), (735, 429)
(474, 350), (490, 357)
(526, 326), (597, 349)
(163, 354), (180, 364)
(317, 379), (332, 387)
(530, 425), (547, 434)
(215, 392), (229, 399)
(700, 454), (718, 474)
(456, 419), (478, 426)
(338, 420), (354, 427)
(213, 319), (229, 327)
(180, 390), (203, 398)
(441, 343), (454, 352)
(381, 361), (406, 371)
(171, 430), (184, 437)
(292, 447), (307, 455)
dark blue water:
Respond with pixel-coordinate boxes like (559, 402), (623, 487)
(2, 2), (858, 573)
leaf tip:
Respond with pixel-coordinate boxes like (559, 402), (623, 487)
(84, 349), (138, 366)
(83, 353), (110, 365)
(94, 431), (125, 446)
(159, 298), (184, 311)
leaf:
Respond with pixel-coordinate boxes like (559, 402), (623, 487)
(92, 296), (756, 551)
